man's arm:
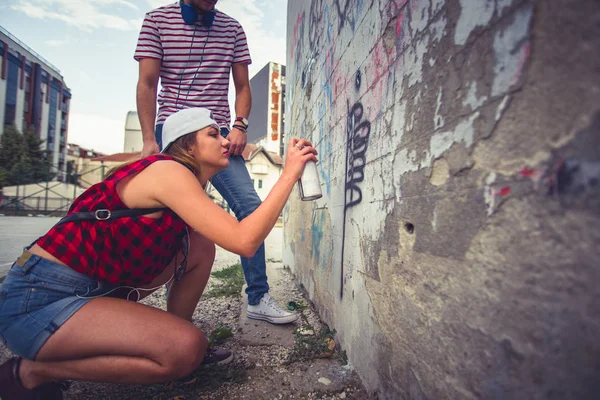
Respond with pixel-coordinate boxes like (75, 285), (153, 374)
(136, 58), (161, 157)
(228, 62), (252, 156)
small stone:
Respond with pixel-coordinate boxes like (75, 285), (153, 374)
(298, 328), (314, 336)
(318, 377), (332, 385)
(339, 392), (347, 399)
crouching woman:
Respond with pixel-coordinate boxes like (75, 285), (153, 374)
(0, 107), (317, 399)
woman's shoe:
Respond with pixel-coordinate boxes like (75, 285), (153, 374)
(172, 348), (234, 385)
(0, 357), (66, 400)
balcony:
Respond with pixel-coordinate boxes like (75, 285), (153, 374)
(61, 103), (69, 113)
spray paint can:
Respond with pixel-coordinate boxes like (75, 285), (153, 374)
(298, 160), (322, 201)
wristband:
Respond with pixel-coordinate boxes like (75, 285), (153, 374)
(235, 117), (249, 127)
(233, 124), (247, 132)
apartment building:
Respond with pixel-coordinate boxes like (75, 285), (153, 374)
(0, 26), (71, 178)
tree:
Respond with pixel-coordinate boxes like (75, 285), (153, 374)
(0, 167), (8, 187)
(0, 124), (54, 186)
(0, 125), (24, 170)
(23, 127), (54, 182)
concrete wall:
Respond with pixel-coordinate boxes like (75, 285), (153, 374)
(284, 0), (600, 399)
(2, 181), (85, 212)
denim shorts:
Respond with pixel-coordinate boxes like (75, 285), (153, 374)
(0, 250), (118, 360)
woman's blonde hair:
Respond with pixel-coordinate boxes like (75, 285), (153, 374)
(104, 131), (200, 179)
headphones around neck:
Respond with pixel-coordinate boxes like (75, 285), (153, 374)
(180, 0), (216, 27)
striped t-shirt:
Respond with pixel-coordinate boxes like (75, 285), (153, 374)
(134, 3), (252, 126)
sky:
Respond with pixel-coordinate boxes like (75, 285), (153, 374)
(0, 0), (288, 154)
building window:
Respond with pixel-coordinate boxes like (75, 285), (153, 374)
(47, 82), (59, 145)
(258, 180), (263, 189)
(4, 58), (19, 127)
(23, 72), (31, 113)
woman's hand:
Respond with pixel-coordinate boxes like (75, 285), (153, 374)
(282, 138), (318, 181)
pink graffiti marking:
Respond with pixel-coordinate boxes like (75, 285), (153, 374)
(290, 13), (304, 60)
(519, 166), (536, 177)
(519, 163), (549, 190)
(395, 9), (405, 39)
(497, 186), (511, 196)
(489, 185), (511, 197)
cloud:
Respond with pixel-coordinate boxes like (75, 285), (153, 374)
(11, 0), (141, 31)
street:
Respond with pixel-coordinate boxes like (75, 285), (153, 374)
(0, 216), (60, 277)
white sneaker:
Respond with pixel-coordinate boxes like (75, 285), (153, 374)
(247, 293), (299, 324)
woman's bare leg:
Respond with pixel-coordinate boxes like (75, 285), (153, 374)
(16, 231), (216, 389)
(166, 231), (215, 321)
(19, 297), (207, 389)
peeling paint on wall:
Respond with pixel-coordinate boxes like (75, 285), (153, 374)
(430, 112), (478, 159)
(492, 5), (533, 96)
(454, 0), (497, 45)
(434, 88), (445, 129)
(463, 81), (487, 111)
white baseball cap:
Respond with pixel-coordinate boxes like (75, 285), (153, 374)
(161, 108), (220, 153)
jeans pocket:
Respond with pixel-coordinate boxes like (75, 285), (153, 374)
(24, 275), (78, 314)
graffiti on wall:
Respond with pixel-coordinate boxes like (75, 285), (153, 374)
(344, 101), (371, 209)
(333, 0), (365, 34)
(340, 97), (371, 297)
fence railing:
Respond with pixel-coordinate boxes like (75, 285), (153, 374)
(0, 195), (72, 216)
(1, 163), (231, 216)
(0, 163), (105, 217)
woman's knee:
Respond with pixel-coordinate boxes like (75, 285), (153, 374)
(161, 328), (208, 379)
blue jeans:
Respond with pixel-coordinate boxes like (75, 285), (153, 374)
(156, 124), (268, 305)
(0, 250), (117, 359)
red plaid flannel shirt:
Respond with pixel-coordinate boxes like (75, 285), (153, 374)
(37, 155), (188, 286)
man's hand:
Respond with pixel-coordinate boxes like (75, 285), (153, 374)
(141, 140), (160, 157)
(228, 127), (247, 156)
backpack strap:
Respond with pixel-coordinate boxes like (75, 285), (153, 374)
(56, 207), (167, 226)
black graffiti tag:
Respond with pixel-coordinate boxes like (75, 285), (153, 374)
(334, 0), (359, 33)
(308, 0), (325, 50)
(344, 102), (371, 209)
(340, 101), (371, 298)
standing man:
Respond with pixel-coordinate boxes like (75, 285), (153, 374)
(134, 0), (297, 324)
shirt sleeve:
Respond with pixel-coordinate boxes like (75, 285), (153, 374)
(134, 12), (163, 61)
(232, 23), (252, 64)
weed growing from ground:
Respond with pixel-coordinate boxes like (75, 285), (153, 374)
(286, 324), (337, 365)
(204, 263), (245, 297)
